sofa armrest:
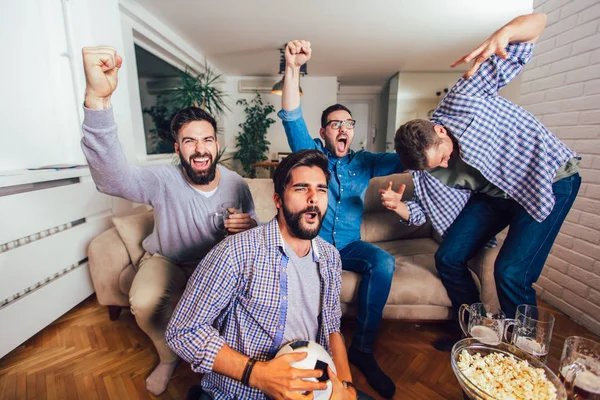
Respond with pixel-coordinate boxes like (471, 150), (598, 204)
(468, 247), (501, 312)
(88, 227), (133, 307)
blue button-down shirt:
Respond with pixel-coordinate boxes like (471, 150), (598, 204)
(166, 218), (342, 400)
(278, 107), (404, 249)
(404, 43), (579, 244)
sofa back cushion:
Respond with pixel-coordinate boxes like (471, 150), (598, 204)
(361, 173), (432, 242)
(244, 178), (277, 223)
(112, 209), (154, 267)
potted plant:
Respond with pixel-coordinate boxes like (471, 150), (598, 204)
(143, 65), (230, 154)
(234, 93), (276, 178)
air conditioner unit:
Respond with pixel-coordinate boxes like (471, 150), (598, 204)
(238, 78), (278, 93)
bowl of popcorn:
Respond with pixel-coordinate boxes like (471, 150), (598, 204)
(451, 338), (567, 400)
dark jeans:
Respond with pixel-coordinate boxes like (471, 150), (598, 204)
(435, 174), (581, 319)
(340, 240), (396, 352)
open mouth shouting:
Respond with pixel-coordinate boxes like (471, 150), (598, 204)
(190, 153), (213, 171)
(301, 206), (322, 225)
(336, 133), (349, 154)
(303, 210), (320, 224)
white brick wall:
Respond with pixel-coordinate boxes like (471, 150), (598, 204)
(523, 0), (600, 336)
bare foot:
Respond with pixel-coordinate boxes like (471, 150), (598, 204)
(146, 361), (178, 396)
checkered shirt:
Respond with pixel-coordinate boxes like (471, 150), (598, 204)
(403, 43), (578, 246)
(166, 218), (343, 400)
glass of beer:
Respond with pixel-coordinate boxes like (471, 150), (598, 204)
(503, 304), (555, 363)
(213, 201), (241, 236)
(458, 303), (506, 346)
(559, 336), (600, 399)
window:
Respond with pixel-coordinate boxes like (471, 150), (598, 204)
(135, 45), (182, 155)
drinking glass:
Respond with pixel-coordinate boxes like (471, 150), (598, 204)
(559, 336), (600, 399)
(458, 303), (506, 346)
(504, 304), (555, 363)
(213, 201), (241, 236)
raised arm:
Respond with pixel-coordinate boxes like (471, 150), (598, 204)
(282, 40), (311, 111)
(452, 13), (547, 78)
(81, 46), (161, 204)
(278, 40), (318, 151)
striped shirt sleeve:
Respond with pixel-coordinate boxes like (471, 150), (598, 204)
(454, 42), (534, 96)
(165, 241), (240, 373)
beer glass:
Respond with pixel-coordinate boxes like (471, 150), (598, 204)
(559, 336), (600, 399)
(504, 304), (555, 363)
(213, 201), (241, 236)
(459, 303), (506, 346)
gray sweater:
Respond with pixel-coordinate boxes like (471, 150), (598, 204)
(81, 107), (258, 264)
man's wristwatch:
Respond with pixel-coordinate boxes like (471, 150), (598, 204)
(342, 381), (358, 399)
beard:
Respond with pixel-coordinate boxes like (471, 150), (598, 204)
(282, 204), (325, 240)
(179, 151), (217, 185)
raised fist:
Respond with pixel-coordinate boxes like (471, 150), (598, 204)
(285, 40), (311, 69)
(82, 46), (122, 109)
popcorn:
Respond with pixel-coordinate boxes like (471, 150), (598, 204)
(457, 350), (557, 400)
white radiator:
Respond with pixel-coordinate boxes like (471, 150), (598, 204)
(0, 169), (113, 359)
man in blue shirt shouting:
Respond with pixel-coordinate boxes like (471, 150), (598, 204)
(278, 40), (404, 398)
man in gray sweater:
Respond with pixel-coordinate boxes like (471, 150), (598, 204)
(80, 46), (258, 396)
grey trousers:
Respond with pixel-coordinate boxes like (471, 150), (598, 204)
(129, 252), (196, 363)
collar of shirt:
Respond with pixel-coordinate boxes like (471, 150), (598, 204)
(265, 217), (322, 262)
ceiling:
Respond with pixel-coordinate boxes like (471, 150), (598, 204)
(135, 0), (533, 85)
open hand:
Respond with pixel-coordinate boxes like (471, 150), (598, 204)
(379, 181), (406, 211)
(451, 30), (510, 78)
(82, 46), (122, 109)
(285, 40), (312, 68)
(250, 352), (326, 399)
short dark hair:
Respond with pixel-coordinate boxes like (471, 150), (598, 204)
(320, 104), (352, 128)
(394, 119), (442, 170)
(273, 150), (331, 198)
(170, 107), (217, 141)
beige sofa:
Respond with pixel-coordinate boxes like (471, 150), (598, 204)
(88, 173), (500, 321)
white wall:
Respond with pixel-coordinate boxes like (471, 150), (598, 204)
(521, 0), (600, 336)
(222, 76), (338, 162)
(1, 0), (84, 171)
(338, 85), (382, 152)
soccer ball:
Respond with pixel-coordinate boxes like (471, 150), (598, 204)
(276, 340), (336, 399)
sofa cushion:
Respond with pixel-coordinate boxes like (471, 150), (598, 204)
(112, 210), (154, 267)
(361, 211), (432, 243)
(244, 178), (277, 223)
(360, 173), (432, 242)
(363, 173), (415, 214)
(340, 238), (452, 308)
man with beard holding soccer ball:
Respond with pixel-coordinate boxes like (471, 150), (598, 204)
(167, 150), (364, 400)
(80, 46), (258, 396)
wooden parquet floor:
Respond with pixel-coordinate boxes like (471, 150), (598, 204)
(1, 295), (598, 400)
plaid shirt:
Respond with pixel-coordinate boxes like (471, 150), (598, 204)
(166, 218), (343, 400)
(404, 43), (578, 245)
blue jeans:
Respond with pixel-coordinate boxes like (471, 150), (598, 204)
(340, 240), (396, 352)
(435, 174), (581, 319)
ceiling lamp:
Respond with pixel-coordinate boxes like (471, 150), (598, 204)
(271, 46), (307, 96)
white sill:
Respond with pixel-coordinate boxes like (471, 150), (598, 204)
(0, 166), (91, 189)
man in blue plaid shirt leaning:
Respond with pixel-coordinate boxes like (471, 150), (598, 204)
(166, 150), (364, 399)
(383, 13), (581, 350)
